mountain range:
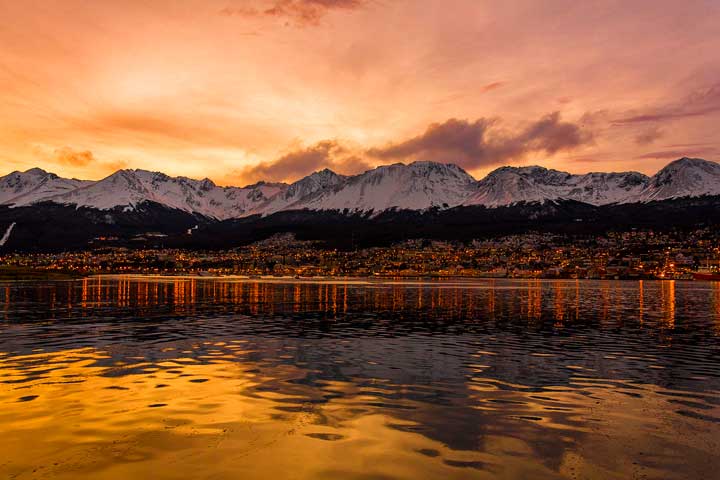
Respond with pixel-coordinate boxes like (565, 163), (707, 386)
(2, 156), (720, 252)
(2, 157), (720, 219)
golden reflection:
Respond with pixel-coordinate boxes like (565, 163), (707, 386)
(3, 276), (710, 334)
(1, 277), (591, 322)
(660, 281), (676, 329)
(1, 278), (720, 479)
(1, 343), (717, 480)
(1, 347), (504, 480)
(293, 284), (301, 313)
(638, 280), (644, 325)
(343, 283), (348, 313)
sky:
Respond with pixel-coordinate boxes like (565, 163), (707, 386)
(1, 0), (719, 185)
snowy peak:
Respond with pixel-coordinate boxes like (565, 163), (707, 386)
(464, 165), (650, 207)
(464, 166), (571, 207)
(52, 169), (165, 211)
(634, 157), (720, 202)
(279, 169), (345, 200)
(0, 168), (91, 206)
(255, 168), (346, 215)
(24, 167), (50, 176)
(664, 156), (717, 170)
(50, 169), (287, 219)
(565, 171), (649, 205)
(292, 161), (478, 214)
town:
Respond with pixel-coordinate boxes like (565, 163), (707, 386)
(2, 229), (720, 280)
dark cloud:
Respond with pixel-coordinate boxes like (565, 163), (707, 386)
(635, 147), (716, 160)
(614, 82), (720, 124)
(520, 112), (591, 153)
(53, 146), (95, 167)
(634, 126), (664, 145)
(220, 0), (368, 25)
(368, 118), (496, 162)
(367, 112), (594, 169)
(239, 140), (371, 183)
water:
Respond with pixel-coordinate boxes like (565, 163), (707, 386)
(1, 276), (719, 479)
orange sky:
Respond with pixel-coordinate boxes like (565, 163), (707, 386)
(1, 0), (719, 185)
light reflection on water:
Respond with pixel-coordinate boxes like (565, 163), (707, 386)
(1, 277), (719, 479)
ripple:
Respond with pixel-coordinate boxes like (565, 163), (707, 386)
(0, 277), (718, 479)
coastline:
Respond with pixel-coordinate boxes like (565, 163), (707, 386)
(74, 273), (719, 283)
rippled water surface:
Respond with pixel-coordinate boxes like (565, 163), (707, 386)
(1, 277), (719, 479)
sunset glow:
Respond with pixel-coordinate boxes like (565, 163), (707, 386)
(1, 0), (719, 184)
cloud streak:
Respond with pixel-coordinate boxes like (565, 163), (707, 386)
(635, 147), (717, 160)
(220, 0), (368, 25)
(615, 82), (720, 124)
(480, 81), (505, 93)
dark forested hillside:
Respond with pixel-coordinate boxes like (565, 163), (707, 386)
(2, 196), (720, 252)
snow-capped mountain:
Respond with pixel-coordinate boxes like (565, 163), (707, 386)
(0, 168), (92, 206)
(464, 166), (572, 207)
(2, 157), (719, 218)
(463, 166), (649, 207)
(566, 171), (649, 205)
(253, 168), (346, 215)
(47, 169), (287, 219)
(291, 161), (478, 214)
(631, 157), (720, 202)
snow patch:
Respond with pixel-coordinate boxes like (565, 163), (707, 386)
(0, 222), (16, 246)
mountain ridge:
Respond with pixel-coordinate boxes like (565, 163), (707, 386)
(1, 157), (719, 218)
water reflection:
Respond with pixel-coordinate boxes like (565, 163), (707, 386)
(1, 277), (719, 479)
(661, 280), (676, 329)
